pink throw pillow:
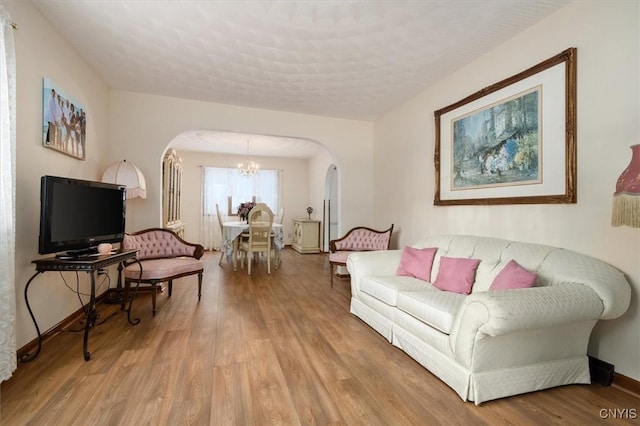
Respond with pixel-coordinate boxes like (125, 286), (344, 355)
(396, 246), (437, 282)
(490, 259), (537, 290)
(433, 256), (480, 295)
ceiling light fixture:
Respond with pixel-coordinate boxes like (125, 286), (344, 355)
(237, 140), (259, 177)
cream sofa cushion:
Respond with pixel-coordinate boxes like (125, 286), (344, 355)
(397, 289), (466, 334)
(360, 275), (429, 306)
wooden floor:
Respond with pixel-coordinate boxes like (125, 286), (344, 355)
(1, 248), (638, 425)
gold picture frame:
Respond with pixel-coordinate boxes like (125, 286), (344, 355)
(434, 48), (576, 205)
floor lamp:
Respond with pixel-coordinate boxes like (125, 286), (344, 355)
(101, 159), (147, 303)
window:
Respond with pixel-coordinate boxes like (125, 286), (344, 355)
(202, 167), (281, 216)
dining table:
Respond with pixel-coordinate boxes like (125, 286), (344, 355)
(222, 221), (284, 271)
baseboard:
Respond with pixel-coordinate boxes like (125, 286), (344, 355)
(613, 373), (640, 398)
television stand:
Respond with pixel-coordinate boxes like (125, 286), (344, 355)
(21, 250), (142, 362)
(55, 246), (99, 259)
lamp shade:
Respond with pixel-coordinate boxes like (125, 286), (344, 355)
(102, 159), (147, 199)
(612, 144), (640, 228)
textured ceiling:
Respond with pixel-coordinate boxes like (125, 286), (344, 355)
(31, 0), (570, 157)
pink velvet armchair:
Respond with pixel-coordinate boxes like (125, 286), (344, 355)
(121, 228), (204, 315)
(329, 224), (394, 287)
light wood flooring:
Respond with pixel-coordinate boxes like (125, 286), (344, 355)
(1, 248), (638, 425)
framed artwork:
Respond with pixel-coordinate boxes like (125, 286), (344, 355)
(434, 48), (576, 205)
(42, 78), (87, 160)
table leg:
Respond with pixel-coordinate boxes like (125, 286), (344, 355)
(82, 270), (97, 361)
(20, 271), (43, 363)
(124, 259), (143, 326)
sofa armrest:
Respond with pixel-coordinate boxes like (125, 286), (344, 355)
(449, 284), (604, 365)
(347, 250), (403, 295)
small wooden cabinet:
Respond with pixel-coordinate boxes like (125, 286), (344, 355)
(292, 218), (321, 254)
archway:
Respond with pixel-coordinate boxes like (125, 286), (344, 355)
(162, 130), (338, 248)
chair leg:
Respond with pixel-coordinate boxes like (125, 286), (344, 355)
(330, 263), (334, 288)
(218, 250), (224, 266)
(267, 249), (271, 274)
(197, 272), (203, 301)
(168, 280), (173, 297)
(248, 250), (252, 275)
(151, 284), (157, 316)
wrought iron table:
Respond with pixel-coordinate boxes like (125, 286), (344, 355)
(22, 249), (142, 362)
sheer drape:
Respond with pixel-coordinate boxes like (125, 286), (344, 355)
(201, 168), (225, 250)
(0, 8), (17, 382)
(201, 167), (281, 250)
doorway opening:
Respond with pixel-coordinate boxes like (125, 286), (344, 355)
(323, 164), (338, 252)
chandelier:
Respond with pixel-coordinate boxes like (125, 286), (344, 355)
(237, 140), (259, 177)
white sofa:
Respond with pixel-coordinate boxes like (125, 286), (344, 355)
(346, 235), (631, 404)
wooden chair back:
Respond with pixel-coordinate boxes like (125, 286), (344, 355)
(247, 203), (273, 249)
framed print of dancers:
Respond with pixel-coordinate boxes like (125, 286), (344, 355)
(42, 78), (87, 160)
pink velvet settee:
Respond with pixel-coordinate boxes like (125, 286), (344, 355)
(328, 224), (394, 287)
(121, 228), (204, 315)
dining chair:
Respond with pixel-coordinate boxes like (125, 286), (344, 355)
(216, 203), (225, 266)
(239, 203), (275, 275)
(239, 203), (267, 244)
(272, 206), (284, 265)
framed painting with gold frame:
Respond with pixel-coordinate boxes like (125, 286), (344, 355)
(434, 48), (576, 205)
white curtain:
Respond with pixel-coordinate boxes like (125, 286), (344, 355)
(0, 8), (17, 382)
(201, 167), (224, 250)
(201, 167), (281, 250)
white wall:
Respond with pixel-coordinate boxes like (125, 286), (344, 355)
(6, 1), (112, 348)
(108, 91), (374, 234)
(373, 1), (640, 380)
(178, 149), (316, 246)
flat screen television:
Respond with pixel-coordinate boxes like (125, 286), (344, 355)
(39, 175), (127, 256)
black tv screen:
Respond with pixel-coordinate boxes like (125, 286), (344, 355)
(39, 175), (126, 255)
